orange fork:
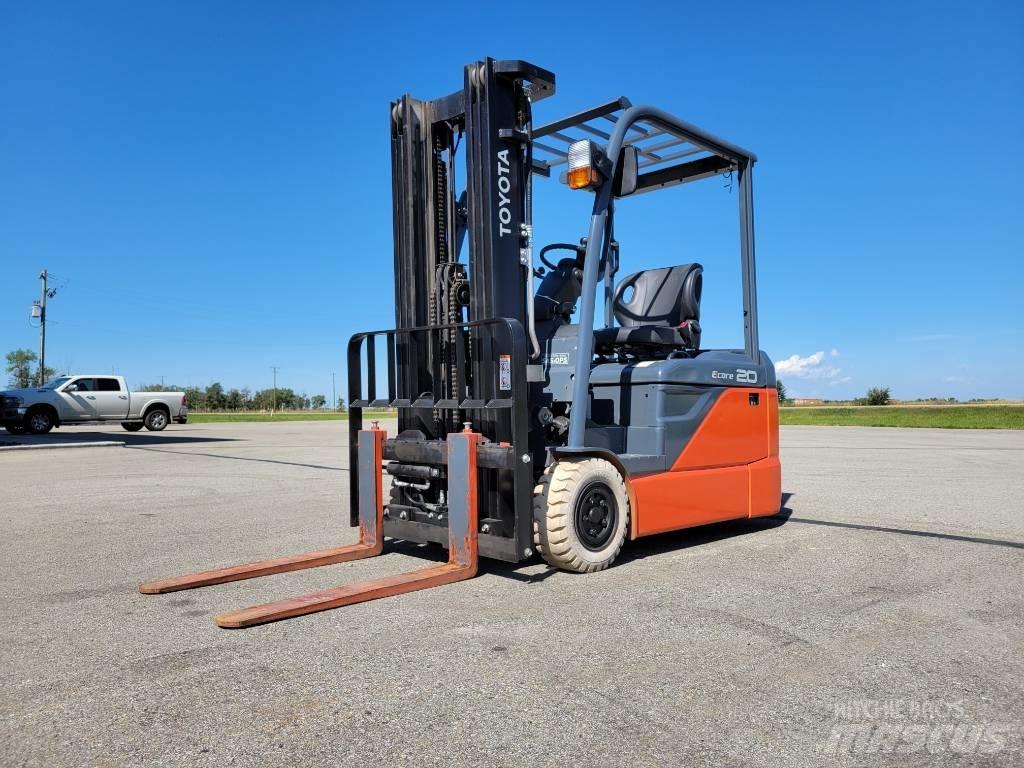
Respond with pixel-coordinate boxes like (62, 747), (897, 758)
(140, 426), (482, 629)
(138, 427), (387, 595)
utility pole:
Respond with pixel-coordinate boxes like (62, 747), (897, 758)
(271, 366), (279, 412)
(38, 270), (47, 386)
(33, 269), (60, 385)
(332, 372), (336, 411)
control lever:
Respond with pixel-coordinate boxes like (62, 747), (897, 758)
(521, 223), (541, 358)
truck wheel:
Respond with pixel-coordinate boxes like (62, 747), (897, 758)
(121, 422), (144, 432)
(26, 407), (55, 435)
(533, 457), (630, 573)
(144, 408), (169, 431)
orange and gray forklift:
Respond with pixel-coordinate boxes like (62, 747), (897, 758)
(140, 58), (781, 627)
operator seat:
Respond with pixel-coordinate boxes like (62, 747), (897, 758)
(593, 263), (703, 353)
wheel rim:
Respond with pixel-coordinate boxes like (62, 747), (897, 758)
(150, 412), (166, 428)
(574, 481), (617, 551)
(30, 413), (50, 431)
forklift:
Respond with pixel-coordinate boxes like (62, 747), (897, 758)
(140, 58), (781, 627)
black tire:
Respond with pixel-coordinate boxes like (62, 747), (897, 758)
(143, 408), (169, 431)
(4, 424), (27, 435)
(25, 407), (56, 435)
(533, 457), (630, 573)
(121, 422), (145, 432)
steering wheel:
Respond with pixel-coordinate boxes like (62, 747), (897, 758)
(539, 242), (585, 271)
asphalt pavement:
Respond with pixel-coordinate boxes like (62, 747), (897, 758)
(1, 421), (1021, 767)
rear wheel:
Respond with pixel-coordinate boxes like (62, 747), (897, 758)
(121, 422), (144, 432)
(26, 408), (55, 435)
(144, 408), (169, 431)
(533, 457), (629, 573)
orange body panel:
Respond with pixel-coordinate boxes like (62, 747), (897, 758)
(749, 456), (782, 518)
(766, 387), (780, 458)
(750, 388), (782, 518)
(632, 464), (751, 535)
(672, 387), (769, 470)
(631, 386), (781, 537)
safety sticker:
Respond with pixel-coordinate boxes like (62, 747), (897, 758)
(499, 354), (512, 391)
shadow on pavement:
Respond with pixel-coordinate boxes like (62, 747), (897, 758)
(486, 494), (796, 585)
(774, 492), (1021, 550)
(130, 446), (343, 472)
(5, 430), (239, 447)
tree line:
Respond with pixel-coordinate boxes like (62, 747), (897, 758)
(137, 382), (340, 412)
(777, 380), (894, 406)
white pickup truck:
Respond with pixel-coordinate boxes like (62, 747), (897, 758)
(1, 375), (188, 435)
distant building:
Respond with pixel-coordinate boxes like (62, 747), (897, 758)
(793, 398), (824, 405)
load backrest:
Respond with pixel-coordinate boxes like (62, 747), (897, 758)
(612, 263), (703, 328)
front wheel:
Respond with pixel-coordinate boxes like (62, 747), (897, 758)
(26, 408), (55, 435)
(144, 409), (169, 431)
(121, 422), (144, 432)
(533, 457), (630, 573)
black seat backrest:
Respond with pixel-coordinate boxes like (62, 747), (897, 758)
(612, 263), (703, 328)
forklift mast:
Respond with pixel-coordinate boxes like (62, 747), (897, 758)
(366, 59), (556, 562)
(389, 59), (553, 430)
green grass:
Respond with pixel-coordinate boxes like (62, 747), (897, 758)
(190, 406), (1024, 429)
(188, 411), (394, 423)
(779, 404), (1024, 429)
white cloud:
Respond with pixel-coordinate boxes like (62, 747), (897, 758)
(775, 350), (843, 380)
(828, 376), (852, 386)
(944, 375), (966, 383)
(830, 348), (840, 358)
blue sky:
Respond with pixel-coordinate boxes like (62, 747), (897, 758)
(2, 1), (1021, 400)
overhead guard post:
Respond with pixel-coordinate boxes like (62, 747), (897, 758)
(567, 105), (761, 448)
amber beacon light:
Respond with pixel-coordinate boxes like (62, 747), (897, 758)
(567, 139), (602, 190)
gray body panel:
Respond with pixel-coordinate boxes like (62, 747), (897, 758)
(539, 327), (775, 476)
(583, 384), (723, 475)
(589, 349), (776, 388)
